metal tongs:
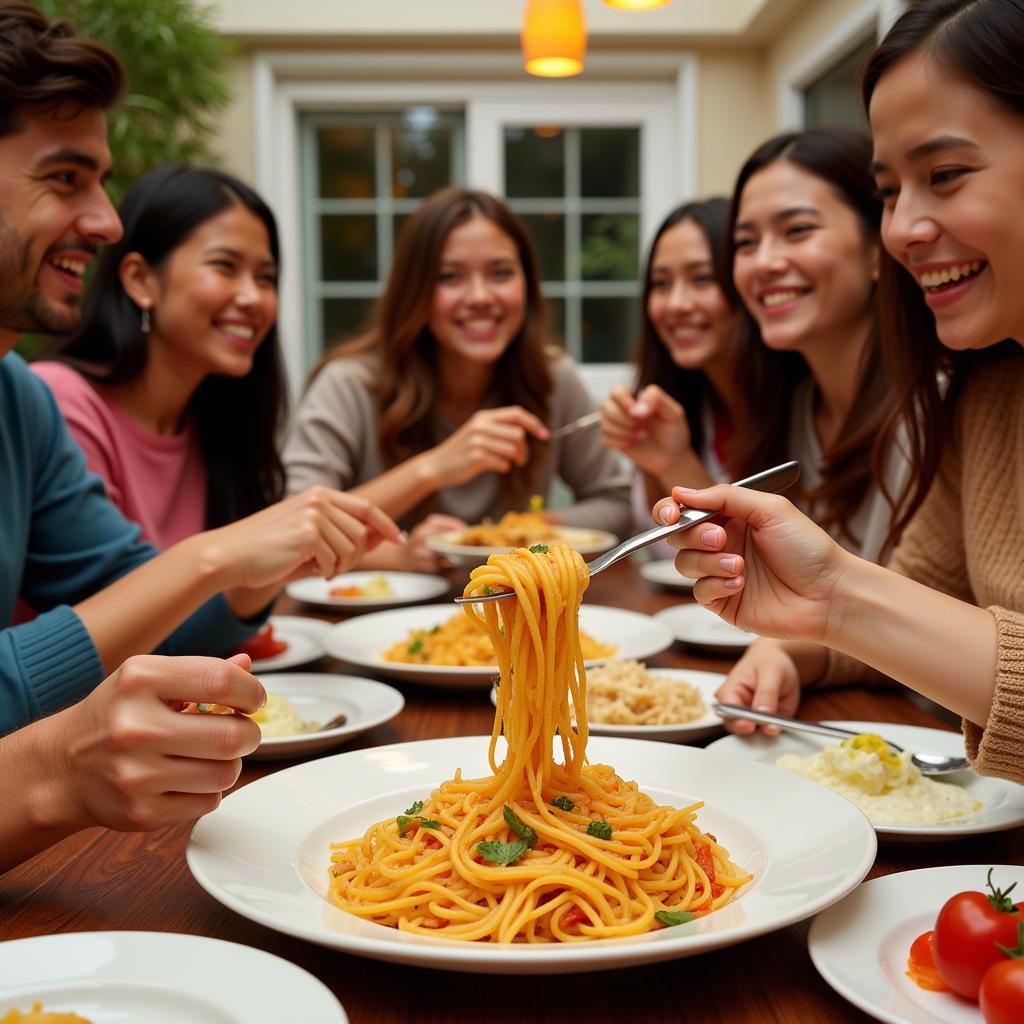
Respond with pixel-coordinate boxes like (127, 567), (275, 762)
(455, 460), (801, 604)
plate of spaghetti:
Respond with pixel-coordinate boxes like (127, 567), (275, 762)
(321, 602), (671, 687)
(490, 661), (728, 743)
(426, 514), (616, 568)
(189, 544), (875, 973)
(0, 932), (346, 1023)
(286, 571), (450, 611)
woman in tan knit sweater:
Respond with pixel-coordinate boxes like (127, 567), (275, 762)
(655, 0), (1024, 784)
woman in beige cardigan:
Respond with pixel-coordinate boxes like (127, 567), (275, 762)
(656, 0), (1024, 784)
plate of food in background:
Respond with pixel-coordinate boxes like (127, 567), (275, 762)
(234, 615), (330, 673)
(323, 604), (672, 687)
(639, 558), (697, 592)
(287, 571), (450, 612)
(654, 603), (758, 654)
(489, 661), (727, 743)
(426, 508), (616, 568)
(707, 721), (1024, 842)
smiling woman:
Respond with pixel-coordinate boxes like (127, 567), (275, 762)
(32, 165), (288, 549)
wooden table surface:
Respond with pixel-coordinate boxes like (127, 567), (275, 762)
(2, 559), (1021, 1023)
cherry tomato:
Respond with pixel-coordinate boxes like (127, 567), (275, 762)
(980, 922), (1024, 1024)
(933, 870), (1024, 1000)
(234, 624), (287, 661)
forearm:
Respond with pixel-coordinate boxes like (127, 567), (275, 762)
(74, 534), (229, 674)
(0, 716), (82, 872)
(827, 554), (998, 724)
(350, 452), (439, 520)
(355, 542), (409, 571)
(224, 583), (280, 620)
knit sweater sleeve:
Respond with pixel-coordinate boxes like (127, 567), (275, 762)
(547, 356), (632, 538)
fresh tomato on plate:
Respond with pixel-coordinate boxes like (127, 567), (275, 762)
(234, 623), (288, 662)
(979, 921), (1024, 1024)
(933, 869), (1024, 1000)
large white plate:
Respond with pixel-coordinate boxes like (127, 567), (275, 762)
(707, 720), (1024, 842)
(322, 603), (673, 688)
(639, 558), (696, 592)
(654, 603), (758, 653)
(489, 668), (727, 743)
(0, 931), (347, 1023)
(188, 734), (876, 975)
(249, 673), (405, 761)
(286, 571), (450, 611)
(426, 525), (617, 568)
(809, 864), (1024, 1024)
(246, 615), (330, 673)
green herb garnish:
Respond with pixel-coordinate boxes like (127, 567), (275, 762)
(430, 624), (441, 634)
(655, 910), (695, 927)
(407, 636), (424, 654)
(482, 585), (495, 596)
(503, 805), (538, 848)
(396, 815), (415, 837)
(586, 820), (613, 841)
(477, 839), (529, 866)
(529, 543), (549, 554)
(551, 796), (574, 812)
(405, 801), (424, 815)
(418, 818), (441, 830)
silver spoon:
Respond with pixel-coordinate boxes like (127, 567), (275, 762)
(712, 703), (970, 776)
(455, 460), (801, 605)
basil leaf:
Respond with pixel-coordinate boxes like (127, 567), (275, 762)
(551, 796), (574, 812)
(655, 910), (695, 927)
(418, 818), (441, 830)
(503, 805), (538, 848)
(529, 543), (549, 554)
(586, 820), (613, 841)
(396, 815), (414, 837)
(407, 636), (424, 654)
(477, 839), (529, 866)
(404, 800), (424, 816)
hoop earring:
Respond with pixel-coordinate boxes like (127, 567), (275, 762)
(140, 307), (151, 334)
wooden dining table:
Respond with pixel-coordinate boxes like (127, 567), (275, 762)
(2, 558), (1021, 1023)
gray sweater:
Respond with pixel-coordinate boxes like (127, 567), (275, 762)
(283, 351), (632, 537)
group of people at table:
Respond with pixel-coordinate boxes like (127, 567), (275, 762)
(0, 0), (1021, 884)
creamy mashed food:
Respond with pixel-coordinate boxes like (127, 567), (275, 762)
(776, 733), (981, 825)
(250, 692), (320, 738)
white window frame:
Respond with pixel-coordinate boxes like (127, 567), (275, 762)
(251, 50), (697, 404)
(776, 0), (911, 131)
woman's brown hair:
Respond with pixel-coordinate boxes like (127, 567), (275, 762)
(864, 0), (1024, 554)
(313, 186), (554, 510)
(724, 128), (896, 551)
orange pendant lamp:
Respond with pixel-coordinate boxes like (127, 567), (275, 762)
(521, 0), (586, 78)
(603, 0), (671, 8)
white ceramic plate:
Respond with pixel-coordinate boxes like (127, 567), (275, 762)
(426, 526), (617, 568)
(639, 558), (696, 592)
(322, 603), (673, 688)
(809, 864), (1024, 1024)
(188, 734), (876, 975)
(286, 571), (450, 611)
(246, 615), (330, 673)
(0, 931), (347, 1023)
(489, 668), (727, 743)
(707, 720), (1024, 842)
(654, 603), (758, 653)
(249, 673), (405, 761)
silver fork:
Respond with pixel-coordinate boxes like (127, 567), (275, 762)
(712, 703), (970, 776)
(454, 460), (801, 605)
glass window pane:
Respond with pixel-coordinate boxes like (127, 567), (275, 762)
(391, 108), (452, 198)
(519, 211), (565, 282)
(320, 214), (377, 281)
(580, 128), (640, 198)
(504, 126), (564, 198)
(322, 297), (376, 351)
(317, 127), (376, 199)
(544, 295), (566, 347)
(579, 213), (639, 281)
(581, 297), (638, 363)
(803, 37), (873, 132)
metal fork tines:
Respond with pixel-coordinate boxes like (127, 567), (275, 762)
(454, 460), (800, 604)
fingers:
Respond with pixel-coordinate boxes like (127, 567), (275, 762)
(635, 384), (682, 422)
(120, 656), (266, 715)
(714, 673), (759, 735)
(491, 406), (550, 440)
(330, 490), (402, 545)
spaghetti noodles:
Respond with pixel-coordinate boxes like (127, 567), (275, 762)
(328, 543), (750, 942)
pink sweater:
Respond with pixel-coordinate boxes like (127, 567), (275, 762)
(31, 361), (207, 550)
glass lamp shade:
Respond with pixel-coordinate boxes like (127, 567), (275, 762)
(603, 0), (671, 9)
(521, 0), (586, 78)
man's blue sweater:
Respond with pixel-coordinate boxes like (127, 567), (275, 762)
(0, 352), (262, 734)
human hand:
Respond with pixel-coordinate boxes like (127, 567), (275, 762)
(402, 513), (467, 573)
(423, 406), (549, 487)
(49, 653), (264, 833)
(714, 640), (804, 735)
(651, 484), (849, 644)
(208, 487), (402, 591)
(600, 384), (691, 477)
